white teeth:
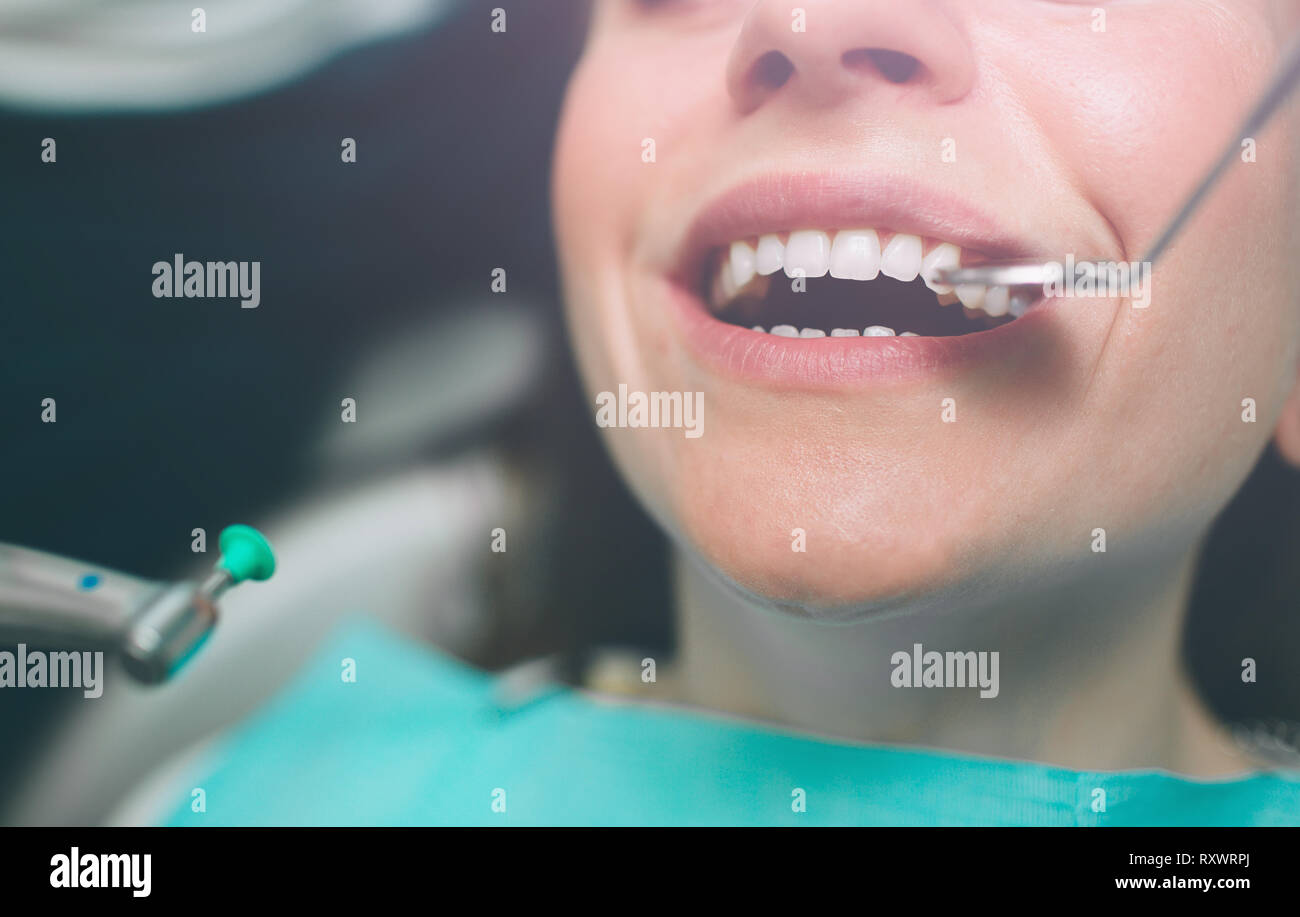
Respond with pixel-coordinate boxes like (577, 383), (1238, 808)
(729, 241), (757, 289)
(784, 230), (830, 279)
(880, 233), (923, 282)
(710, 257), (768, 311)
(921, 242), (960, 295)
(983, 285), (1010, 318)
(955, 283), (986, 310)
(899, 331), (919, 337)
(755, 234), (784, 276)
(829, 229), (881, 281)
(751, 325), (765, 333)
(711, 229), (1031, 328)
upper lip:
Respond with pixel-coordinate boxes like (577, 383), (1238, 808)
(670, 170), (1053, 286)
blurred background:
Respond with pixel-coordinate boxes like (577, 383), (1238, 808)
(0, 0), (669, 825)
(0, 0), (1295, 825)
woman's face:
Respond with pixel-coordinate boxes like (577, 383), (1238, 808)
(552, 0), (1300, 616)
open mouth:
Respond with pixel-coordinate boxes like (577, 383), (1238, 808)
(662, 172), (1060, 385)
(703, 228), (1037, 338)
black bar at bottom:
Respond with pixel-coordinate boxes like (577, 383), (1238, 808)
(0, 826), (1286, 901)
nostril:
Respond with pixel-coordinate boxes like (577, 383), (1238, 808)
(752, 50), (795, 91)
(844, 48), (921, 84)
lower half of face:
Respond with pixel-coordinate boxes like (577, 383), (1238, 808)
(553, 0), (1300, 618)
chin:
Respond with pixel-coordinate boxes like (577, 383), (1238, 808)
(654, 436), (1004, 619)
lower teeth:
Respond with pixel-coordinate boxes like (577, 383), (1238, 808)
(761, 325), (920, 338)
(711, 267), (1032, 338)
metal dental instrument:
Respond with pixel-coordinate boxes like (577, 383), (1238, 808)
(0, 525), (275, 684)
(935, 37), (1300, 291)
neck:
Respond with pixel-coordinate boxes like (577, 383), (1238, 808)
(671, 547), (1254, 775)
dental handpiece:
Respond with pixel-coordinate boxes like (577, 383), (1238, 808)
(0, 525), (275, 684)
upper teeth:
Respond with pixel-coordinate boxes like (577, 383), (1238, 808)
(829, 230), (880, 281)
(712, 229), (1027, 323)
(920, 243), (960, 294)
(880, 233), (922, 282)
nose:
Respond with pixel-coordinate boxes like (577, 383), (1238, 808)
(726, 0), (976, 114)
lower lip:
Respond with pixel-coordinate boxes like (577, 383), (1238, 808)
(665, 277), (1055, 389)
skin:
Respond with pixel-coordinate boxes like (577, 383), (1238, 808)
(552, 0), (1300, 773)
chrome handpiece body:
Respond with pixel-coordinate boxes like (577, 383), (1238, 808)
(0, 525), (274, 684)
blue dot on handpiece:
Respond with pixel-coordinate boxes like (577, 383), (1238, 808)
(79, 573), (100, 590)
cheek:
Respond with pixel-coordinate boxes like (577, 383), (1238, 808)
(553, 57), (621, 302)
(1107, 245), (1300, 533)
(988, 10), (1273, 253)
(552, 61), (629, 404)
(992, 8), (1300, 508)
(553, 34), (739, 534)
(553, 31), (724, 260)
